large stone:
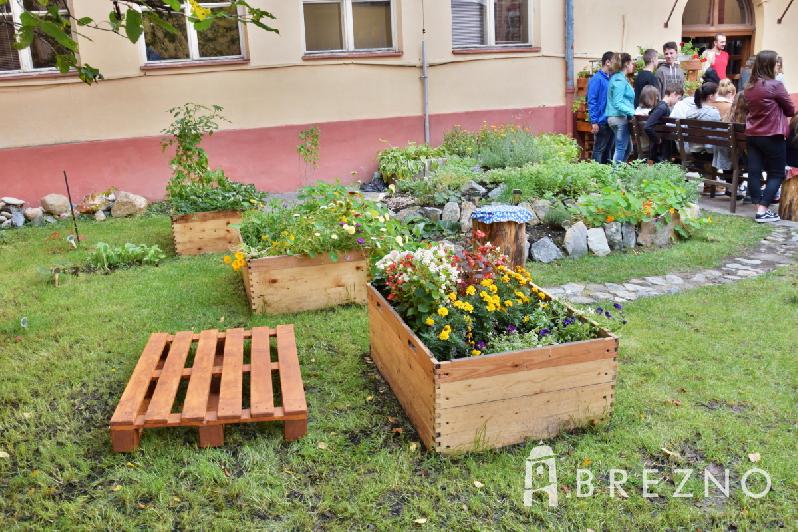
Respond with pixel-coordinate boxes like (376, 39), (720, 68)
(564, 221), (588, 258)
(78, 190), (115, 214)
(396, 207), (423, 221)
(10, 210), (25, 227)
(653, 219), (676, 247)
(587, 228), (611, 256)
(40, 193), (70, 215)
(111, 191), (148, 217)
(682, 202), (701, 220)
(1, 197), (25, 207)
(531, 199), (552, 221)
(0, 220), (11, 229)
(530, 237), (564, 263)
(637, 221), (657, 247)
(95, 210), (107, 222)
(604, 222), (623, 250)
(459, 201), (476, 233)
(487, 184), (507, 200)
(518, 202), (541, 226)
(23, 207), (44, 222)
(461, 181), (487, 197)
(421, 207), (442, 222)
(441, 201), (461, 222)
(621, 222), (637, 248)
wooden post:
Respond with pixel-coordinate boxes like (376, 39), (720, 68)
(778, 176), (798, 221)
(473, 220), (527, 268)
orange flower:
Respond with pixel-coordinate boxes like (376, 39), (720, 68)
(606, 215), (615, 223)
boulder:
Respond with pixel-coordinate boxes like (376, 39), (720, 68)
(421, 207), (442, 222)
(487, 184), (507, 200)
(459, 201), (477, 233)
(461, 181), (487, 197)
(531, 199), (552, 221)
(40, 193), (70, 215)
(78, 190), (115, 214)
(530, 237), (564, 263)
(43, 215), (57, 224)
(637, 221), (656, 247)
(10, 210), (25, 228)
(587, 228), (611, 256)
(441, 201), (461, 222)
(621, 222), (636, 248)
(564, 221), (588, 258)
(95, 210), (107, 222)
(23, 207), (44, 222)
(111, 191), (148, 217)
(653, 218), (676, 247)
(0, 220), (11, 229)
(604, 222), (624, 250)
(518, 202), (541, 226)
(1, 197), (25, 207)
(396, 207), (423, 221)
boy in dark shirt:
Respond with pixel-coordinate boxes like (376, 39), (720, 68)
(644, 87), (683, 162)
(634, 49), (660, 108)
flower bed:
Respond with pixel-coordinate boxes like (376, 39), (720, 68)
(369, 243), (619, 452)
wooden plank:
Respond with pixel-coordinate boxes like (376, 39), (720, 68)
(172, 211), (242, 256)
(181, 329), (219, 422)
(144, 331), (194, 424)
(171, 210), (241, 224)
(438, 358), (616, 409)
(276, 324), (307, 416)
(110, 333), (169, 426)
(247, 249), (367, 271)
(438, 336), (617, 383)
(124, 406), (305, 429)
(249, 327), (275, 417)
(217, 328), (245, 420)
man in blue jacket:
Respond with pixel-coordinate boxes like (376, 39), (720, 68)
(587, 51), (615, 163)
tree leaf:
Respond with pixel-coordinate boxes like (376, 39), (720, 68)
(124, 9), (143, 43)
(163, 0), (182, 10)
(76, 17), (93, 26)
(37, 19), (78, 51)
(143, 12), (178, 35)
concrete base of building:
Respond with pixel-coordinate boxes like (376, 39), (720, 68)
(1, 105), (566, 204)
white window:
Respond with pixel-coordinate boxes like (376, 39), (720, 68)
(303, 0), (394, 53)
(451, 0), (531, 48)
(140, 2), (244, 63)
(0, 0), (71, 73)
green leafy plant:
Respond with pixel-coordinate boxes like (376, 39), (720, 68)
(442, 126), (478, 157)
(297, 126), (320, 168)
(543, 203), (575, 228)
(489, 161), (613, 202)
(680, 40), (699, 58)
(571, 96), (586, 113)
(396, 157), (482, 206)
(477, 126), (579, 169)
(377, 143), (445, 183)
(85, 242), (166, 272)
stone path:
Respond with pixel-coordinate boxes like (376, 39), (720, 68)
(544, 225), (798, 305)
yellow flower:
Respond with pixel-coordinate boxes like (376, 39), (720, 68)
(502, 275), (510, 283)
(471, 349), (482, 357)
(439, 329), (450, 341)
(522, 315), (531, 323)
(448, 292), (457, 302)
(342, 224), (356, 235)
(505, 300), (513, 307)
(339, 216), (349, 223)
(437, 307), (449, 317)
(425, 318), (435, 326)
(480, 279), (493, 287)
(465, 285), (476, 296)
(223, 255), (232, 264)
(489, 285), (498, 294)
(537, 292), (546, 300)
(234, 251), (245, 261)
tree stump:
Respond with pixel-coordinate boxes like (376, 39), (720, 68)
(778, 175), (798, 221)
(469, 205), (535, 269)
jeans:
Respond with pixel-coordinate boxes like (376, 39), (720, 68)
(608, 116), (631, 163)
(592, 123), (615, 164)
(747, 135), (787, 207)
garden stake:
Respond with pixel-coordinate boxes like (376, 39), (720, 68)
(62, 170), (80, 246)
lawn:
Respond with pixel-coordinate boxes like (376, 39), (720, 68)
(1, 215), (796, 529)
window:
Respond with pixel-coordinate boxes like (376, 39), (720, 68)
(303, 0), (394, 53)
(141, 2), (243, 63)
(682, 0), (753, 27)
(1, 0), (71, 74)
(452, 0), (530, 48)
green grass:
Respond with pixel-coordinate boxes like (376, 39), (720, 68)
(530, 214), (771, 287)
(1, 216), (796, 529)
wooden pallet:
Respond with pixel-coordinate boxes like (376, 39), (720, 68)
(110, 325), (307, 452)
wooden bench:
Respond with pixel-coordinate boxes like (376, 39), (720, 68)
(632, 116), (748, 213)
(110, 325), (308, 452)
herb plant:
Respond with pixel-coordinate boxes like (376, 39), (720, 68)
(377, 143), (445, 182)
(86, 242), (166, 272)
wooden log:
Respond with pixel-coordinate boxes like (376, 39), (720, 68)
(472, 220), (527, 268)
(778, 175), (798, 221)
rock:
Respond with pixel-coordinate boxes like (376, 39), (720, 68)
(94, 210), (107, 222)
(653, 218), (676, 247)
(441, 201), (461, 222)
(518, 203), (540, 226)
(621, 222), (636, 249)
(40, 193), (70, 215)
(682, 202), (701, 219)
(383, 194), (417, 212)
(23, 207), (44, 222)
(561, 283), (586, 294)
(77, 190), (114, 214)
(111, 191), (148, 217)
(564, 221), (588, 258)
(1, 196), (25, 207)
(604, 222), (623, 250)
(637, 221), (656, 247)
(43, 215), (57, 224)
(459, 201), (476, 233)
(396, 207), (423, 221)
(487, 184), (507, 200)
(530, 237), (563, 263)
(531, 199), (552, 221)
(10, 210), (25, 227)
(587, 228), (611, 256)
(461, 181), (487, 197)
(0, 220), (11, 229)
(420, 207), (442, 222)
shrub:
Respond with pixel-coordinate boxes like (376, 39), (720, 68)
(543, 203), (574, 228)
(476, 126), (580, 169)
(167, 171), (266, 215)
(377, 143), (445, 182)
(442, 126), (478, 157)
(86, 242), (166, 272)
(488, 161), (613, 201)
(396, 157), (480, 205)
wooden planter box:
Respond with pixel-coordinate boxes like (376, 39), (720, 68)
(367, 285), (618, 453)
(172, 210), (242, 256)
(242, 250), (368, 314)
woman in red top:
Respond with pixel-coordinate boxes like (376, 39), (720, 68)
(745, 50), (796, 222)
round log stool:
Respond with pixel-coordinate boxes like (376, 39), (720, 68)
(470, 205), (534, 268)
(777, 173), (798, 222)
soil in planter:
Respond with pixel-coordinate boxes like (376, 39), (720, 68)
(528, 223), (566, 249)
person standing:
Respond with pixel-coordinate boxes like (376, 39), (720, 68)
(701, 34), (729, 79)
(587, 51), (615, 164)
(605, 53), (636, 163)
(634, 49), (660, 108)
(656, 41), (685, 97)
(745, 50), (796, 223)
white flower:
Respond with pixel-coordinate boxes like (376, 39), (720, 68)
(331, 234), (339, 240)
(314, 232), (321, 237)
(395, 236), (403, 245)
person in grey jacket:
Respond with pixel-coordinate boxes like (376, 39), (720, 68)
(655, 41), (686, 97)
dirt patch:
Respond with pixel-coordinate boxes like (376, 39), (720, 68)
(700, 400), (749, 414)
(527, 224), (566, 248)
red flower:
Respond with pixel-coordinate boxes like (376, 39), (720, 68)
(679, 42), (685, 47)
(700, 57), (707, 63)
(692, 53), (699, 59)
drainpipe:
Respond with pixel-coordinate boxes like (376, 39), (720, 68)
(564, 0), (575, 136)
(421, 0), (431, 144)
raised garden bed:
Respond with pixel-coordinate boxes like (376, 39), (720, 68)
(367, 285), (618, 453)
(242, 250), (368, 314)
(172, 210), (242, 256)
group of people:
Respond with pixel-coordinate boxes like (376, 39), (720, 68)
(587, 35), (797, 223)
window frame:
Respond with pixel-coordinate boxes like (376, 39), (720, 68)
(0, 0), (72, 74)
(138, 1), (247, 65)
(301, 0), (398, 55)
(451, 0), (534, 49)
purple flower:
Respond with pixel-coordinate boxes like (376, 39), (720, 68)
(506, 324), (517, 334)
(563, 317), (574, 326)
(613, 303), (623, 310)
(357, 237), (365, 245)
(339, 222), (345, 226)
(539, 328), (550, 337)
(595, 307), (604, 314)
(476, 340), (486, 350)
(355, 223), (362, 228)
(604, 311), (612, 319)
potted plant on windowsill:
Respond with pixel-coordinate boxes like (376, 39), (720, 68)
(368, 241), (622, 453)
(163, 103), (266, 256)
(228, 182), (408, 314)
